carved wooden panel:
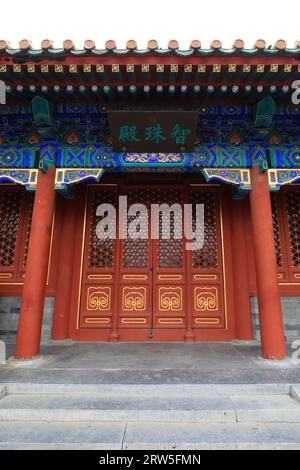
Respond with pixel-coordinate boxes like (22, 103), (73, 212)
(79, 184), (225, 334)
(271, 187), (300, 284)
(79, 186), (118, 328)
(189, 188), (225, 329)
(0, 186), (34, 284)
(285, 189), (300, 269)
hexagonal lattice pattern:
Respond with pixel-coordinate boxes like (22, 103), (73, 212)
(191, 190), (218, 269)
(88, 189), (117, 269)
(122, 189), (184, 269)
(123, 189), (151, 269)
(158, 211), (182, 268)
(158, 192), (183, 269)
(0, 189), (22, 267)
(286, 190), (300, 268)
(88, 187), (220, 271)
(22, 194), (34, 268)
(123, 209), (148, 268)
(271, 193), (283, 267)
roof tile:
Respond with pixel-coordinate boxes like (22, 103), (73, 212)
(0, 39), (299, 57)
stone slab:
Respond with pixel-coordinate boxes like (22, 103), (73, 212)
(0, 421), (124, 449)
(230, 394), (300, 422)
(123, 422), (300, 450)
(0, 393), (236, 423)
(291, 385), (300, 402)
(1, 367), (299, 385)
(3, 382), (292, 396)
(0, 341), (5, 365)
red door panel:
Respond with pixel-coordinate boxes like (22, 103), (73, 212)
(79, 187), (117, 329)
(118, 189), (152, 329)
(152, 188), (186, 329)
(78, 183), (226, 338)
(189, 188), (225, 329)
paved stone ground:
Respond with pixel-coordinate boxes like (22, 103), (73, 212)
(1, 340), (300, 384)
(1, 341), (300, 449)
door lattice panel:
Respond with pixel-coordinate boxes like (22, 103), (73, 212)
(158, 211), (182, 268)
(191, 190), (218, 269)
(122, 189), (184, 269)
(122, 190), (150, 269)
(88, 189), (117, 269)
(21, 194), (34, 269)
(285, 190), (300, 268)
(123, 235), (148, 268)
(271, 193), (283, 268)
(157, 190), (183, 269)
(0, 187), (34, 283)
(270, 188), (300, 282)
(0, 190), (22, 267)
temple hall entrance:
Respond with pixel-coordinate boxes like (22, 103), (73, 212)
(76, 176), (228, 341)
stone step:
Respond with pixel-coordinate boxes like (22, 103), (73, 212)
(0, 393), (236, 422)
(124, 422), (300, 450)
(0, 390), (300, 423)
(0, 421), (124, 450)
(0, 421), (300, 450)
(0, 382), (294, 396)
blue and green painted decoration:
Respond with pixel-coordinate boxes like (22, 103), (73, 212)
(0, 98), (300, 192)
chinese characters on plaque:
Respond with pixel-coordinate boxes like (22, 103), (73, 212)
(108, 111), (198, 152)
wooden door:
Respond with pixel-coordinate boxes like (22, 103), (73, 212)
(78, 183), (226, 340)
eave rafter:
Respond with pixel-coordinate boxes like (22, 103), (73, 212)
(1, 59), (299, 85)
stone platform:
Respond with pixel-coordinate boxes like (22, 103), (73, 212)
(1, 341), (300, 449)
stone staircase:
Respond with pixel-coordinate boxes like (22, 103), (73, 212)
(0, 383), (300, 449)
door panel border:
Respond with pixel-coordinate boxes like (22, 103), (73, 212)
(70, 181), (235, 341)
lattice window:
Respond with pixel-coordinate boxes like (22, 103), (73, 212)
(158, 204), (183, 269)
(157, 189), (183, 269)
(122, 188), (184, 269)
(88, 189), (117, 269)
(123, 190), (149, 269)
(270, 193), (283, 267)
(191, 190), (218, 269)
(0, 189), (22, 267)
(123, 212), (148, 268)
(21, 193), (34, 268)
(149, 189), (184, 269)
(285, 190), (300, 268)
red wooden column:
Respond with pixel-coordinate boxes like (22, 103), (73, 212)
(51, 196), (76, 340)
(15, 166), (56, 359)
(231, 198), (253, 340)
(249, 165), (286, 359)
